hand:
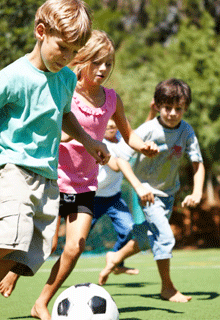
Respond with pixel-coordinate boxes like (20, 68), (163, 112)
(61, 131), (73, 142)
(181, 193), (202, 208)
(85, 139), (111, 165)
(135, 185), (154, 206)
(140, 141), (159, 158)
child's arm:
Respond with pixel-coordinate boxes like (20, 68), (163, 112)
(181, 162), (205, 207)
(106, 156), (120, 172)
(145, 99), (158, 122)
(113, 94), (159, 158)
(116, 157), (154, 206)
(62, 111), (110, 165)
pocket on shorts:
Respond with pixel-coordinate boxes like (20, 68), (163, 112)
(0, 200), (33, 247)
(0, 200), (20, 218)
(0, 200), (20, 245)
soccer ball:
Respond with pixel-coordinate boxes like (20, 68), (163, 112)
(51, 282), (119, 320)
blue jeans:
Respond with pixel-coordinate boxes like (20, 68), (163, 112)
(92, 192), (134, 252)
(132, 195), (175, 260)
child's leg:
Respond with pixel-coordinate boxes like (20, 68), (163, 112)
(31, 211), (92, 320)
(143, 196), (192, 302)
(0, 250), (18, 297)
(106, 193), (139, 275)
(0, 259), (17, 282)
(0, 271), (19, 297)
(157, 259), (192, 302)
(51, 215), (61, 254)
(0, 216), (61, 298)
(91, 196), (106, 230)
(99, 239), (141, 285)
(113, 265), (139, 275)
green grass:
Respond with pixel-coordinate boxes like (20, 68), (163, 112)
(1, 248), (220, 319)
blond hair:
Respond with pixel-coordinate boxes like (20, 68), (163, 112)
(69, 30), (115, 79)
(35, 0), (92, 46)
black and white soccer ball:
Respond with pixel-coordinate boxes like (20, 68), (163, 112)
(51, 282), (119, 320)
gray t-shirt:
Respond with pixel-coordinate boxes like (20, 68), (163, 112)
(115, 117), (203, 196)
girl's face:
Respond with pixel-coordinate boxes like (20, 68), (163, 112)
(82, 52), (114, 85)
(159, 104), (186, 129)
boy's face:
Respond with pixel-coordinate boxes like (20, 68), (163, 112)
(104, 119), (117, 141)
(36, 24), (81, 72)
(158, 104), (187, 129)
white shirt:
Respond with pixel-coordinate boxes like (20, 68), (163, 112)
(96, 138), (123, 197)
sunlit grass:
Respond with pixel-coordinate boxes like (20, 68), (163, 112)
(1, 249), (220, 320)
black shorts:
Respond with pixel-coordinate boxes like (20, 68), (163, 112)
(59, 191), (96, 218)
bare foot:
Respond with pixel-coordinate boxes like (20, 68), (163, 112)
(0, 271), (19, 297)
(31, 301), (51, 320)
(99, 252), (118, 285)
(161, 289), (192, 303)
(113, 266), (139, 275)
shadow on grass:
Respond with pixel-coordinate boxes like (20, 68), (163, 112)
(183, 291), (220, 300)
(8, 307), (182, 320)
(9, 289), (219, 319)
(61, 281), (157, 290)
(102, 281), (157, 288)
(102, 282), (220, 301)
(120, 319), (142, 320)
(111, 290), (220, 301)
(9, 317), (32, 319)
(119, 305), (184, 315)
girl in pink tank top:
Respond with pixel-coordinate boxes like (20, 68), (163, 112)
(58, 87), (117, 194)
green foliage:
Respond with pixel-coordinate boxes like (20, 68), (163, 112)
(145, 0), (170, 25)
(0, 0), (43, 69)
(110, 11), (220, 172)
(92, 8), (125, 48)
(85, 0), (125, 47)
(149, 12), (220, 166)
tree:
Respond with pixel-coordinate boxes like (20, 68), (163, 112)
(0, 0), (43, 69)
(108, 10), (220, 204)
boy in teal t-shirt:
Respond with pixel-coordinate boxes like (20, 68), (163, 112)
(0, 0), (110, 288)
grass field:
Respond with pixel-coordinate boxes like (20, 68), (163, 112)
(1, 248), (220, 320)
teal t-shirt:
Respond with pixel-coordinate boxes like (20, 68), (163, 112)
(0, 55), (77, 179)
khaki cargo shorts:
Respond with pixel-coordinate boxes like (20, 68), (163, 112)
(0, 163), (59, 276)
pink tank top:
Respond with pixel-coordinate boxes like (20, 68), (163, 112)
(58, 87), (117, 194)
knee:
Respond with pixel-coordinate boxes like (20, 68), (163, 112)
(158, 234), (175, 254)
(163, 230), (175, 248)
(64, 238), (86, 259)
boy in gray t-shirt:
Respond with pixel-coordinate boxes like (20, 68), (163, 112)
(99, 78), (205, 303)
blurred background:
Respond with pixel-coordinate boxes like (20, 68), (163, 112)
(1, 0), (220, 253)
